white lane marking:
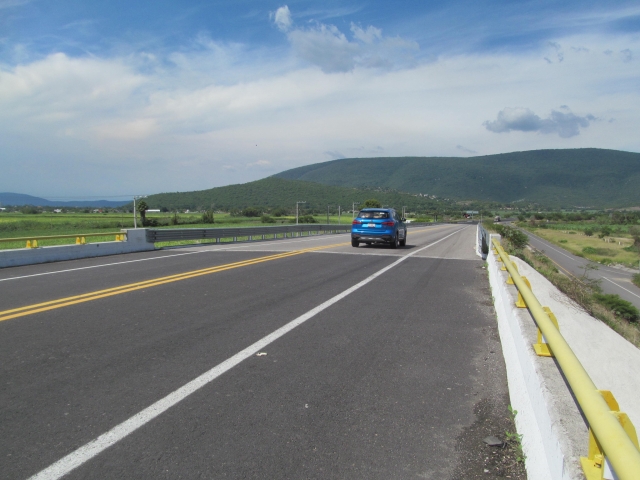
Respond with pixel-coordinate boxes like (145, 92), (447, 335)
(0, 251), (202, 282)
(312, 251), (477, 261)
(28, 227), (465, 480)
(602, 277), (640, 300)
(526, 232), (632, 276)
(0, 226), (448, 282)
(527, 234), (576, 261)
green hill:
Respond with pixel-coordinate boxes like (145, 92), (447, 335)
(273, 148), (640, 208)
(144, 177), (462, 213)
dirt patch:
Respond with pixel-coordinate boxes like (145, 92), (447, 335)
(451, 397), (527, 479)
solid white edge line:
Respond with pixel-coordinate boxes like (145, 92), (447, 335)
(602, 277), (640, 300)
(28, 227), (465, 480)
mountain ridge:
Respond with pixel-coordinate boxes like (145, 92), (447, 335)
(0, 193), (129, 208)
(273, 148), (640, 208)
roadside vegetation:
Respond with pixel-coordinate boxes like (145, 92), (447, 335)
(1, 195), (478, 250)
(482, 220), (640, 347)
(1, 203), (456, 250)
(512, 211), (640, 270)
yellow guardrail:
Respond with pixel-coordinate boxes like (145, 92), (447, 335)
(0, 232), (126, 249)
(491, 237), (640, 480)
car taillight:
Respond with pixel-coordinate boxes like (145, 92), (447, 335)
(352, 219), (362, 225)
(382, 221), (394, 226)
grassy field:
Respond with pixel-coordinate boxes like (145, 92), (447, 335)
(0, 212), (362, 249)
(521, 224), (640, 269)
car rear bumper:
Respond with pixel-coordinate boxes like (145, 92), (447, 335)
(351, 233), (394, 243)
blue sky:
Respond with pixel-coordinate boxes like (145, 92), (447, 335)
(1, 0), (639, 198)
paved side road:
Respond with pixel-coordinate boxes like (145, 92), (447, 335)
(517, 227), (640, 311)
(0, 226), (524, 479)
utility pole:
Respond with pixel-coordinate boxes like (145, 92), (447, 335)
(352, 202), (360, 219)
(296, 201), (306, 224)
(338, 206), (341, 224)
(327, 205), (330, 224)
(402, 206), (407, 219)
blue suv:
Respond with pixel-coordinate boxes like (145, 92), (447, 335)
(351, 208), (407, 248)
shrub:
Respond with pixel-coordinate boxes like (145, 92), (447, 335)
(21, 206), (40, 214)
(170, 212), (180, 225)
(241, 207), (261, 217)
(599, 226), (612, 238)
(593, 294), (639, 322)
(493, 224), (528, 252)
(272, 208), (287, 217)
(584, 228), (594, 236)
(261, 215), (276, 223)
(582, 247), (617, 257)
(202, 210), (215, 224)
(633, 273), (640, 289)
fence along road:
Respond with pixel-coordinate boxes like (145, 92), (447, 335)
(1, 224), (513, 479)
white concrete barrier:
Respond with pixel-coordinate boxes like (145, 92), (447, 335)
(487, 233), (640, 480)
(0, 229), (155, 268)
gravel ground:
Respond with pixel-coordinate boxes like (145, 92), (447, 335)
(451, 266), (527, 479)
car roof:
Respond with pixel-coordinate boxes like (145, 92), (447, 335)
(360, 208), (393, 211)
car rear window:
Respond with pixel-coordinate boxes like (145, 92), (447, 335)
(359, 211), (389, 219)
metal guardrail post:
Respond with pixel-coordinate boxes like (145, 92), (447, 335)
(491, 238), (640, 479)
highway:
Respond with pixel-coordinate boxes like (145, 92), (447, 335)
(1, 225), (514, 479)
(520, 228), (640, 311)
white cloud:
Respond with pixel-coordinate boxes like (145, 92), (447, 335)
(0, 32), (639, 197)
(278, 8), (418, 73)
(484, 107), (595, 138)
(272, 5), (292, 32)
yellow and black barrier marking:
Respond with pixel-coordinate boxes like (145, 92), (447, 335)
(1, 232), (126, 249)
(533, 307), (559, 357)
(0, 241), (349, 323)
(581, 390), (640, 480)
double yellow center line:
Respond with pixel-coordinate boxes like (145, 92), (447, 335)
(0, 242), (348, 323)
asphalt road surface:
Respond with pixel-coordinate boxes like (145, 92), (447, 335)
(1, 225), (514, 479)
(519, 228), (640, 311)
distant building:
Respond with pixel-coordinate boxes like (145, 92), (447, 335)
(147, 209), (161, 213)
(53, 209), (62, 213)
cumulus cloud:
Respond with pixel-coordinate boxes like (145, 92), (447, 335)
(1, 29), (639, 197)
(273, 6), (418, 73)
(484, 107), (595, 138)
(272, 5), (292, 32)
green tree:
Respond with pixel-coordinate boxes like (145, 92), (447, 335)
(241, 207), (260, 217)
(363, 199), (382, 208)
(202, 210), (215, 224)
(584, 228), (594, 237)
(137, 200), (149, 226)
(629, 226), (640, 248)
(21, 206), (39, 214)
(598, 226), (612, 238)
